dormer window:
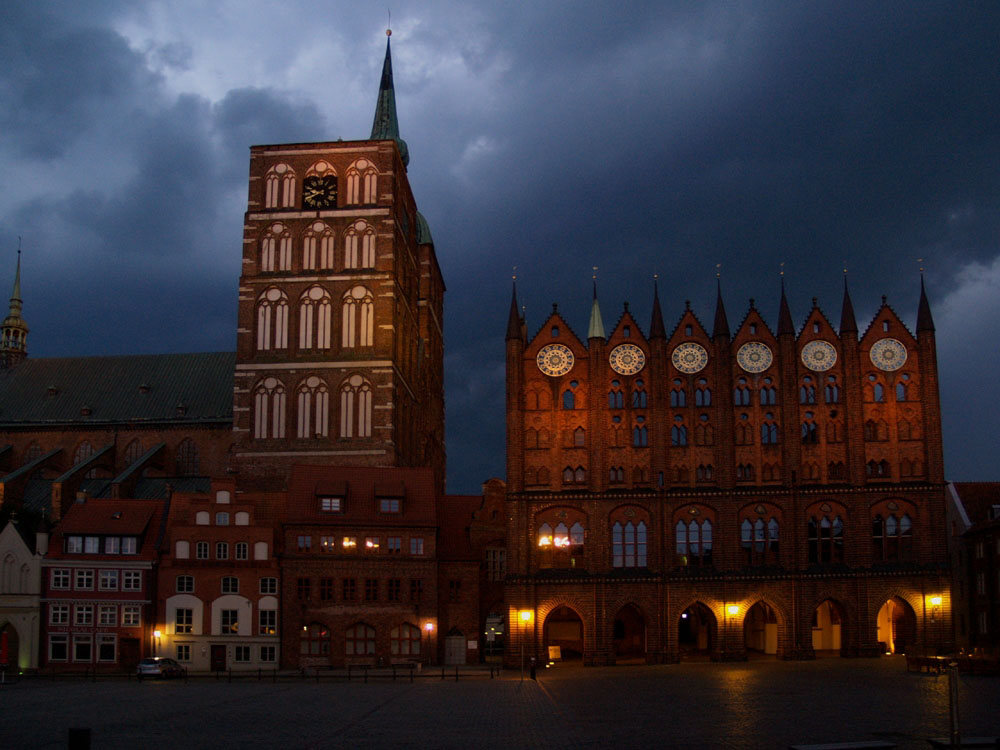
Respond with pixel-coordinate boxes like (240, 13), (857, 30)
(319, 496), (343, 513)
(379, 498), (401, 514)
(551, 326), (560, 338)
(623, 326), (631, 338)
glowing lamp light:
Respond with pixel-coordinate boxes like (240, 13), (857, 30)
(727, 605), (739, 616)
(153, 629), (162, 639)
(538, 535), (552, 547)
(342, 537), (356, 548)
(519, 610), (532, 623)
(553, 536), (570, 548)
(929, 596), (942, 607)
(681, 612), (688, 619)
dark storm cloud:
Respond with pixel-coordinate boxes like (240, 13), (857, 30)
(0, 1), (997, 491)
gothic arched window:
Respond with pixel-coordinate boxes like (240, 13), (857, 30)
(260, 222), (292, 272)
(341, 286), (374, 348)
(339, 374), (372, 438)
(264, 163), (295, 209)
(254, 378), (287, 439)
(302, 221), (335, 270)
(256, 288), (289, 351)
(175, 438), (199, 475)
(297, 376), (330, 439)
(344, 220), (376, 269)
(299, 286), (332, 350)
(346, 159), (379, 204)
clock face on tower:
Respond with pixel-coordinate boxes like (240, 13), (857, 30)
(671, 342), (709, 374)
(536, 344), (575, 377)
(736, 341), (773, 373)
(869, 337), (907, 371)
(609, 344), (646, 375)
(800, 340), (837, 372)
(303, 175), (338, 209)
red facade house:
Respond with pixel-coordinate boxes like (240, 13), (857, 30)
(41, 496), (166, 670)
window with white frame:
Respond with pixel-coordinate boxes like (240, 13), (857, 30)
(298, 535), (312, 551)
(97, 634), (116, 662)
(49, 634), (68, 661)
(75, 569), (94, 590)
(73, 634), (92, 662)
(259, 609), (277, 636)
(99, 570), (118, 590)
(221, 576), (239, 594)
(387, 536), (402, 554)
(319, 496), (343, 513)
(259, 577), (277, 595)
(216, 542), (229, 560)
(235, 542), (248, 560)
(379, 498), (401, 514)
(84, 536), (100, 554)
(410, 537), (424, 556)
(221, 609), (239, 635)
(196, 541), (209, 559)
(75, 605), (94, 626)
(66, 536), (83, 553)
(235, 646), (251, 663)
(50, 603), (69, 625)
(175, 608), (193, 634)
(51, 569), (70, 589)
(122, 571), (141, 591)
(260, 645), (276, 663)
(176, 644), (191, 662)
(99, 605), (117, 626)
(121, 536), (138, 555)
(104, 537), (120, 554)
(122, 605), (141, 627)
(176, 575), (194, 593)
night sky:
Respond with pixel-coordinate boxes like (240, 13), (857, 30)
(1, 2), (998, 494)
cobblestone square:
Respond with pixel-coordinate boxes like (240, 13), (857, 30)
(1, 658), (998, 749)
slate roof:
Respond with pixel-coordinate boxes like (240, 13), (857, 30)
(0, 352), (234, 426)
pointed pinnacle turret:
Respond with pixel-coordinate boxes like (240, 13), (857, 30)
(371, 31), (409, 167)
(712, 279), (730, 339)
(649, 279), (666, 339)
(588, 281), (605, 340)
(506, 281), (522, 341)
(1, 244), (29, 367)
(917, 274), (935, 332)
(777, 277), (794, 336)
(839, 276), (858, 335)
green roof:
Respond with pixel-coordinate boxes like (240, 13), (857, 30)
(0, 352), (235, 426)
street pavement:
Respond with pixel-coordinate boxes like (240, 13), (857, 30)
(1, 657), (997, 749)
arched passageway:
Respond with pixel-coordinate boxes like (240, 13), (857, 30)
(613, 604), (646, 662)
(678, 603), (716, 660)
(544, 606), (584, 661)
(744, 602), (778, 656)
(812, 599), (846, 656)
(0, 622), (20, 669)
(877, 597), (916, 655)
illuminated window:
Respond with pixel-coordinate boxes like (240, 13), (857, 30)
(301, 623), (330, 655)
(391, 623), (421, 656)
(675, 517), (713, 567)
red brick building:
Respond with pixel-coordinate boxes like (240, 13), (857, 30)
(41, 497), (167, 671)
(504, 279), (951, 664)
(947, 482), (1000, 650)
(156, 480), (283, 671)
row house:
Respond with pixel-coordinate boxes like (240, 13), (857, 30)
(41, 497), (166, 670)
(156, 480), (283, 671)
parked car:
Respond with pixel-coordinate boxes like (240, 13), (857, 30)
(137, 657), (185, 679)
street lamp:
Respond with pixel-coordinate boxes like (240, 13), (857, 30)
(424, 622), (434, 665)
(152, 629), (162, 657)
(518, 610), (532, 681)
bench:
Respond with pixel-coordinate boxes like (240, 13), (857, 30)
(926, 738), (998, 748)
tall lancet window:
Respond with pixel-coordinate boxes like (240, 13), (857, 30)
(264, 163), (295, 209)
(344, 220), (376, 269)
(339, 374), (372, 438)
(260, 223), (292, 272)
(256, 288), (289, 351)
(254, 377), (286, 439)
(299, 286), (332, 350)
(297, 376), (330, 438)
(302, 221), (335, 271)
(342, 286), (374, 348)
(346, 159), (379, 204)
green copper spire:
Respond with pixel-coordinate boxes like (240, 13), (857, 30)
(588, 281), (605, 340)
(371, 30), (409, 168)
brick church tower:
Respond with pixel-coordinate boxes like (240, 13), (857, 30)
(0, 248), (28, 369)
(504, 276), (951, 665)
(231, 33), (446, 492)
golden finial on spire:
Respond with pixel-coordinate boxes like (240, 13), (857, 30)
(917, 257), (924, 273)
(843, 259), (848, 276)
(592, 265), (598, 281)
(386, 9), (392, 35)
(779, 261), (785, 277)
(716, 263), (721, 279)
(512, 265), (517, 282)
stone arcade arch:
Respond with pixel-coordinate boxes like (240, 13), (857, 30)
(743, 601), (778, 656)
(812, 599), (847, 656)
(544, 605), (584, 661)
(1, 621), (20, 670)
(678, 602), (716, 660)
(612, 603), (646, 662)
(877, 596), (917, 655)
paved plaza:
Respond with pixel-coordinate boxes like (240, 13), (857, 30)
(1, 658), (998, 749)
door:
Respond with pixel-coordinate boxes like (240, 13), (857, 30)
(444, 633), (466, 665)
(210, 644), (227, 671)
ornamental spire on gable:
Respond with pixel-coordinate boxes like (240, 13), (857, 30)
(371, 30), (409, 167)
(588, 274), (605, 340)
(917, 274), (935, 333)
(649, 277), (666, 339)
